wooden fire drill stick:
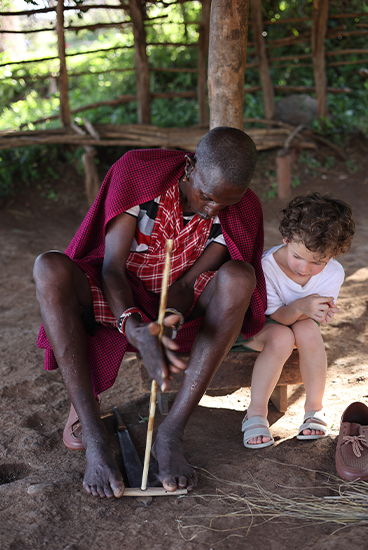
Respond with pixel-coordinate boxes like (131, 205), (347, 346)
(141, 239), (174, 491)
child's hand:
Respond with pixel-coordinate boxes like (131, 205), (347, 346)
(320, 301), (338, 325)
(299, 294), (335, 323)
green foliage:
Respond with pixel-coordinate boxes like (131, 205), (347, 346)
(263, 182), (278, 200)
(298, 151), (321, 168)
(324, 156), (336, 169)
(1, 0), (368, 196)
(0, 145), (67, 197)
(244, 92), (265, 119)
(262, 169), (278, 200)
(292, 176), (301, 188)
(151, 98), (198, 127)
(298, 151), (322, 177)
(345, 159), (360, 173)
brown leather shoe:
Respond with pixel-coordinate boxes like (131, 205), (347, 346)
(63, 395), (101, 451)
(335, 401), (368, 481)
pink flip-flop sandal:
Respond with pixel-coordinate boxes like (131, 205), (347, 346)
(63, 395), (101, 451)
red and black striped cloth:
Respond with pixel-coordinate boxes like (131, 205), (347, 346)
(37, 148), (266, 396)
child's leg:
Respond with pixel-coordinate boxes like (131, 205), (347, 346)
(245, 324), (295, 444)
(292, 319), (327, 436)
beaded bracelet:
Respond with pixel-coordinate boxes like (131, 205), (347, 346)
(118, 307), (143, 336)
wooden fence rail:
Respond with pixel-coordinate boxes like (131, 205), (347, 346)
(0, 123), (318, 153)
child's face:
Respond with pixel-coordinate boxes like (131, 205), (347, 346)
(284, 240), (332, 279)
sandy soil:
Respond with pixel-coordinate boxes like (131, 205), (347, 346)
(1, 138), (368, 549)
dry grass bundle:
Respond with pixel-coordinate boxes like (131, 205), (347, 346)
(177, 460), (368, 542)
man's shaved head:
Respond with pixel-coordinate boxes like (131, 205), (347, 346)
(194, 127), (257, 189)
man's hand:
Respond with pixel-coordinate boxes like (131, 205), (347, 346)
(125, 313), (186, 392)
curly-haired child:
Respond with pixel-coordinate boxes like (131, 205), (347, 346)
(240, 192), (355, 448)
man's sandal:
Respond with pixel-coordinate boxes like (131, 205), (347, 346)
(242, 415), (274, 449)
(63, 395), (101, 451)
(297, 409), (329, 440)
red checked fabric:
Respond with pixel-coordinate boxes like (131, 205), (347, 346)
(126, 183), (214, 294)
(37, 149), (266, 397)
(90, 182), (215, 328)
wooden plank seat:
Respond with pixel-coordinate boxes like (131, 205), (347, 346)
(139, 348), (302, 414)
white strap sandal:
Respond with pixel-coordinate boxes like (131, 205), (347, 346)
(242, 415), (274, 449)
(297, 409), (329, 440)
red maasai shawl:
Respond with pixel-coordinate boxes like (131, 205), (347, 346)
(37, 149), (266, 396)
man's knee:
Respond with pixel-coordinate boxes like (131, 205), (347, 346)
(33, 251), (81, 304)
(217, 260), (256, 295)
(34, 251), (66, 286)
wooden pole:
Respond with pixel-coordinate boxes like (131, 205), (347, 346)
(128, 0), (151, 124)
(56, 0), (71, 127)
(123, 487), (187, 497)
(197, 0), (211, 125)
(250, 0), (274, 120)
(208, 0), (250, 130)
(276, 150), (291, 199)
(141, 239), (174, 491)
(82, 147), (100, 205)
(312, 0), (329, 118)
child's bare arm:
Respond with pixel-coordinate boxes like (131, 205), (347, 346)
(270, 294), (335, 325)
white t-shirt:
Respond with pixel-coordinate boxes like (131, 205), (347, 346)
(262, 245), (345, 315)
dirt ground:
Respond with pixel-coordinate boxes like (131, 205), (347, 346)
(1, 137), (368, 550)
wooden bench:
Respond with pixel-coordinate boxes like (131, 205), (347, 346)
(139, 348), (302, 414)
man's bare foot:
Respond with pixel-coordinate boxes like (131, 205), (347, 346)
(83, 439), (125, 499)
(152, 427), (197, 491)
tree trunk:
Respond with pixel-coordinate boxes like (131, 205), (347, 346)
(208, 0), (250, 130)
(56, 0), (71, 127)
(197, 0), (211, 124)
(312, 0), (329, 118)
(128, 0), (151, 124)
(251, 0), (274, 120)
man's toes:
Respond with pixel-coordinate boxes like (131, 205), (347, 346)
(178, 476), (187, 489)
(96, 485), (107, 499)
(112, 481), (125, 498)
(83, 482), (99, 497)
(88, 485), (100, 498)
(83, 482), (92, 495)
(162, 476), (177, 492)
(187, 473), (197, 490)
(103, 484), (115, 499)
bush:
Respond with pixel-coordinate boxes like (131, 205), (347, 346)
(0, 145), (76, 197)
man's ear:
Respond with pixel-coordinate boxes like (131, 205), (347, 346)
(184, 155), (196, 174)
